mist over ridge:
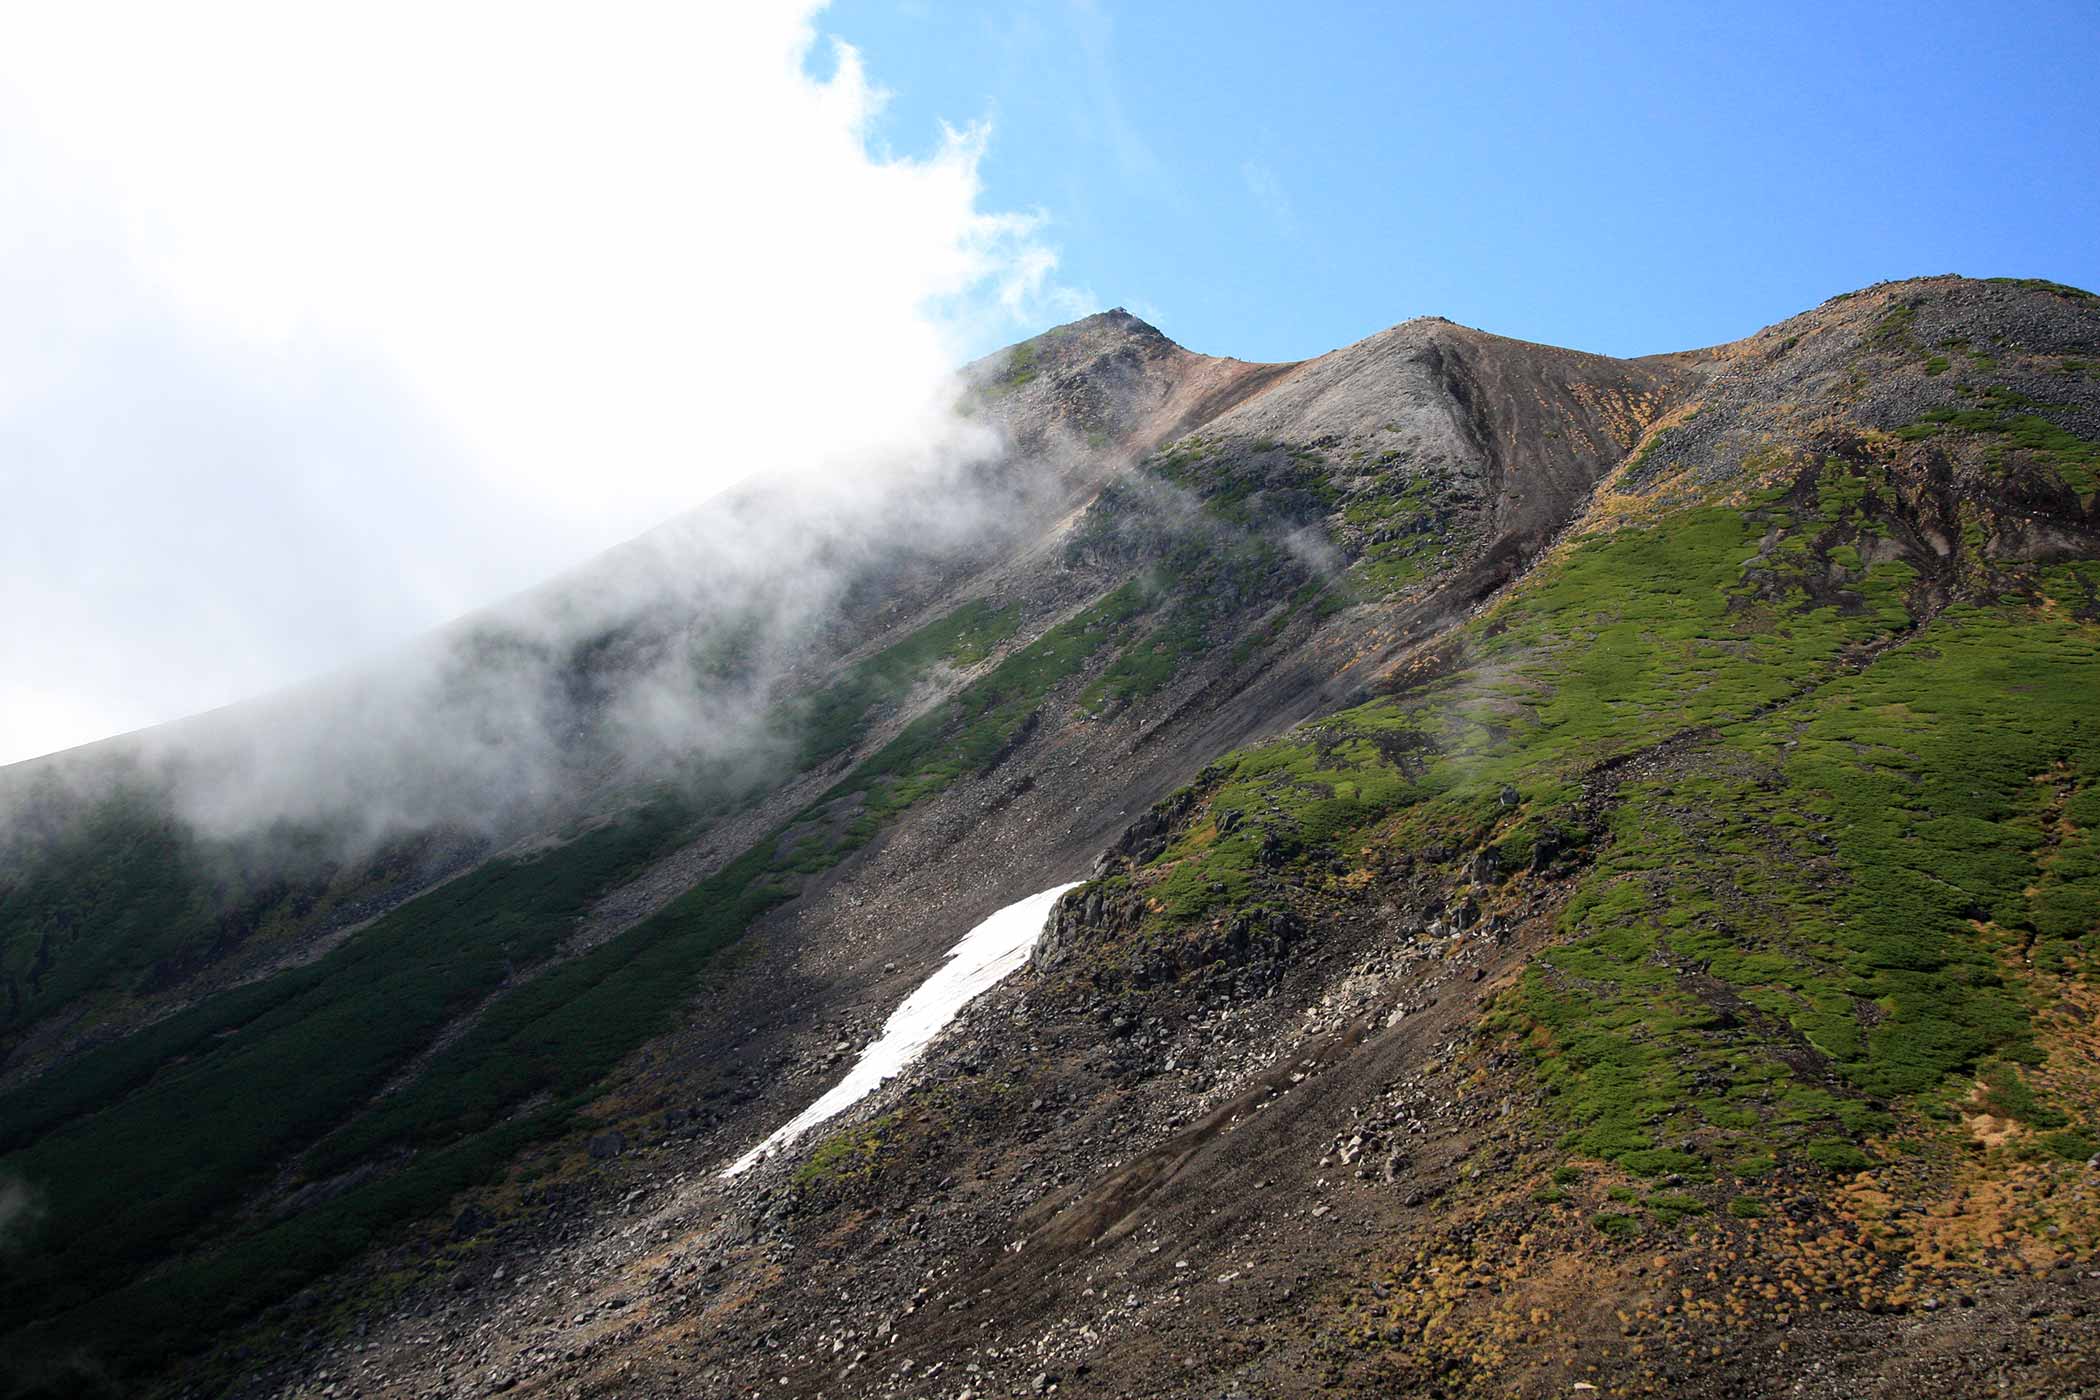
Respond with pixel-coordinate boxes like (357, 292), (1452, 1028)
(0, 2), (1088, 768)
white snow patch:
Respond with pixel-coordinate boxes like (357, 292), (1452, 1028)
(721, 881), (1081, 1178)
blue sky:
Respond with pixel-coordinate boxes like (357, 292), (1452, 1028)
(826, 0), (2100, 362)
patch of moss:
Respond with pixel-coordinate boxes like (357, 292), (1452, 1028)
(1983, 277), (2097, 301)
(1976, 1060), (2070, 1129)
(1895, 395), (2100, 495)
(1082, 614), (1207, 710)
(2039, 1128), (2098, 1161)
(998, 341), (1039, 388)
(1868, 300), (1919, 348)
(1338, 471), (1475, 597)
(1646, 1192), (1710, 1224)
(1804, 1140), (1873, 1173)
(793, 1113), (900, 1189)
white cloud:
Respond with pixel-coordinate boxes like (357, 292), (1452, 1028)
(0, 2), (1078, 765)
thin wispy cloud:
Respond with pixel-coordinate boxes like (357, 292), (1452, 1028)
(1067, 0), (1184, 210)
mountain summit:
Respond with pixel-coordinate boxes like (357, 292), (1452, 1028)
(3, 275), (2098, 1399)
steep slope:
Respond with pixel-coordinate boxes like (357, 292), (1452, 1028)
(0, 309), (1299, 1375)
(2, 277), (2095, 1400)
(0, 308), (1255, 1078)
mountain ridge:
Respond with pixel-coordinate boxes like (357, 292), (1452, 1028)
(2, 273), (2097, 1398)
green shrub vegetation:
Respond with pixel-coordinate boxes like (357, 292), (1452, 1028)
(1091, 454), (2100, 1189)
(1, 581), (1159, 1380)
(1341, 470), (1476, 597)
(0, 795), (699, 1329)
(786, 598), (1021, 768)
(1894, 387), (2100, 495)
(0, 780), (442, 1052)
(1593, 1212), (1640, 1239)
(2040, 1128), (2098, 1161)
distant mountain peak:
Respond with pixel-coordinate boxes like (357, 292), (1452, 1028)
(1034, 305), (1179, 353)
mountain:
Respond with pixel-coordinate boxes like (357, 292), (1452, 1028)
(2, 275), (2097, 1399)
